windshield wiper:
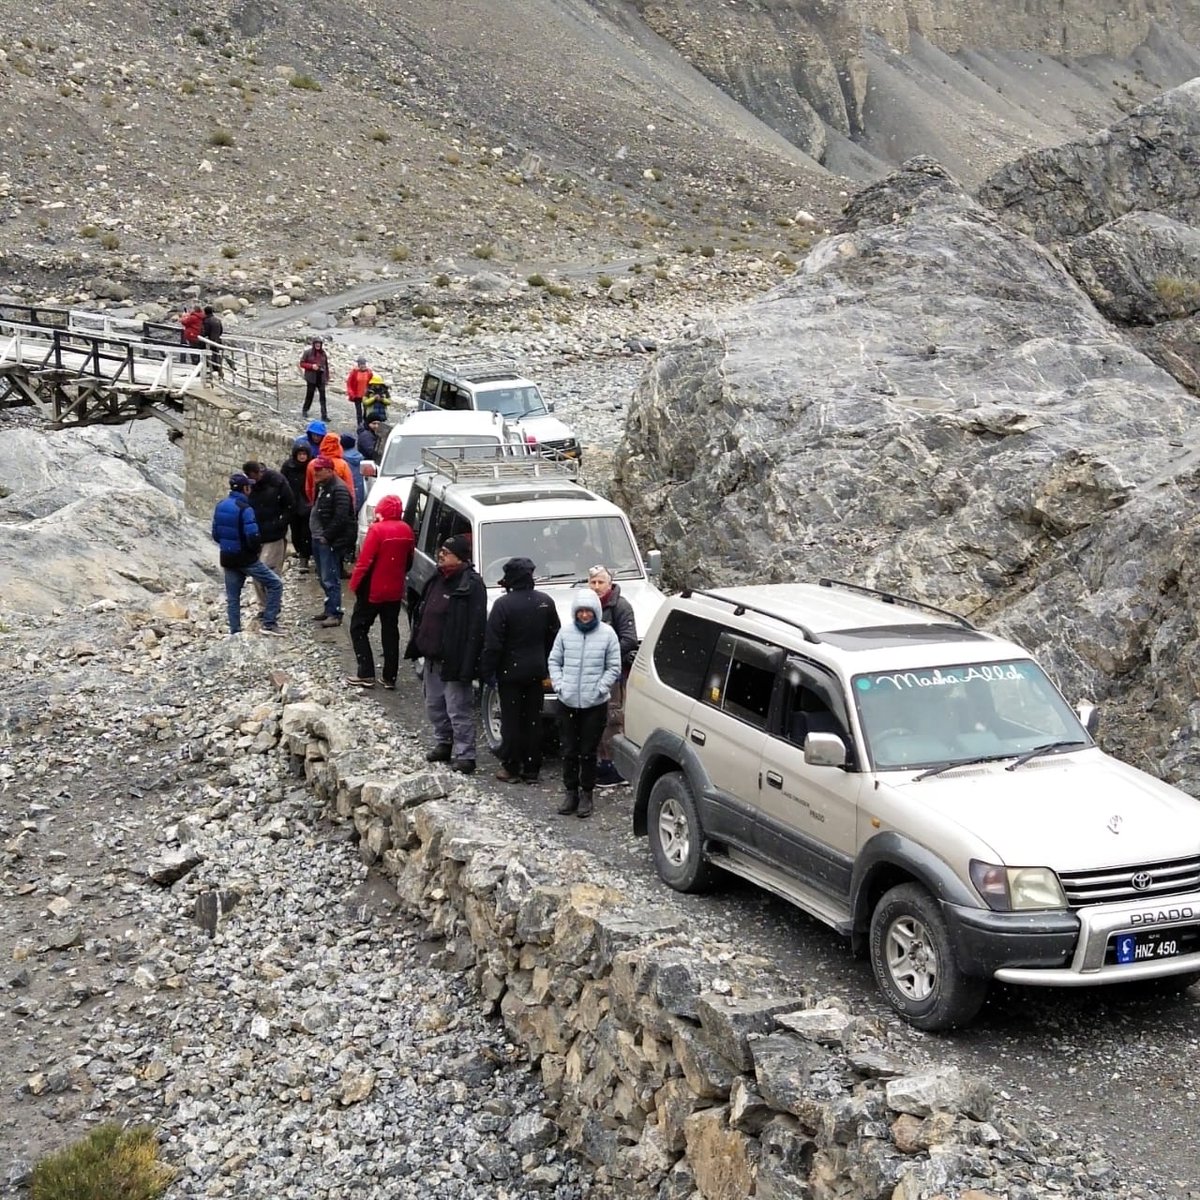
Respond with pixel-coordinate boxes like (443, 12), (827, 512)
(537, 571), (587, 584)
(914, 753), (1021, 782)
(1004, 740), (1089, 771)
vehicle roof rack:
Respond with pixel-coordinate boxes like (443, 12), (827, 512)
(680, 588), (821, 644)
(426, 353), (524, 385)
(418, 445), (580, 483)
(817, 578), (975, 630)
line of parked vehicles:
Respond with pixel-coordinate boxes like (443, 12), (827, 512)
(369, 354), (1200, 1030)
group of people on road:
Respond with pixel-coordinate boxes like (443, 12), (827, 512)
(179, 305), (225, 375)
(299, 339), (394, 429)
(211, 342), (630, 816)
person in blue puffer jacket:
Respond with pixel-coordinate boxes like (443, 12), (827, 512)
(211, 472), (284, 636)
(548, 588), (620, 819)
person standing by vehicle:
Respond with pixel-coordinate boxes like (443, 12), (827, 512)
(405, 535), (487, 774)
(201, 305), (225, 378)
(211, 472), (284, 636)
(300, 338), (331, 420)
(340, 432), (367, 511)
(357, 413), (389, 465)
(346, 496), (415, 689)
(242, 460), (294, 617)
(309, 457), (356, 627)
(548, 589), (620, 819)
(346, 356), (373, 428)
(280, 438), (314, 573)
(480, 558), (561, 784)
(588, 564), (637, 787)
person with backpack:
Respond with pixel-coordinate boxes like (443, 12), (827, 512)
(346, 496), (415, 689)
(211, 472), (284, 636)
(300, 338), (331, 420)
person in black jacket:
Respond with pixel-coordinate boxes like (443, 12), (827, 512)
(309, 457), (356, 627)
(480, 557), (561, 784)
(405, 534), (487, 773)
(201, 305), (225, 377)
(588, 564), (638, 787)
(243, 461), (294, 619)
(279, 438), (314, 572)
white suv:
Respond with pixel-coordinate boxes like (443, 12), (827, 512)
(614, 580), (1200, 1029)
(418, 354), (580, 461)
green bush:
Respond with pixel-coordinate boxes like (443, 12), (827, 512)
(1155, 276), (1200, 312)
(369, 129), (392, 143)
(221, 245), (238, 259)
(526, 273), (547, 288)
(412, 303), (437, 318)
(99, 232), (120, 250)
(546, 283), (572, 298)
(208, 129), (235, 147)
(79, 224), (99, 238)
(471, 243), (495, 260)
(597, 274), (613, 289)
(289, 74), (322, 91)
(699, 245), (716, 258)
(31, 1123), (176, 1200)
(390, 245), (410, 262)
(434, 273), (451, 287)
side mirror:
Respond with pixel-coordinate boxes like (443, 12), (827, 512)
(360, 461), (377, 478)
(546, 400), (556, 412)
(1077, 701), (1100, 737)
(645, 549), (662, 580)
(805, 732), (847, 769)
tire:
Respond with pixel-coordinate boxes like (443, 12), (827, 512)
(480, 681), (503, 756)
(869, 883), (988, 1031)
(647, 773), (719, 893)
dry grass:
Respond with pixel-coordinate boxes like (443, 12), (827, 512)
(31, 1124), (176, 1200)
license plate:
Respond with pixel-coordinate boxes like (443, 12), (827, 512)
(1110, 928), (1195, 965)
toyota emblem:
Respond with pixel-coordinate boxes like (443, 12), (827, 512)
(1131, 871), (1154, 891)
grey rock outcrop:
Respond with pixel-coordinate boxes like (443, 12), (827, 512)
(613, 156), (1200, 786)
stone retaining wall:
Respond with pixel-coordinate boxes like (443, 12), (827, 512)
(275, 698), (1125, 1200)
(182, 392), (297, 519)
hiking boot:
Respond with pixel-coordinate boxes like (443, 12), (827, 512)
(557, 789), (580, 816)
(494, 766), (521, 784)
(425, 743), (453, 763)
(259, 625), (285, 638)
(380, 678), (396, 691)
(320, 615), (343, 628)
(521, 772), (541, 784)
(345, 676), (375, 688)
(576, 790), (594, 819)
(450, 758), (476, 774)
(311, 611), (330, 621)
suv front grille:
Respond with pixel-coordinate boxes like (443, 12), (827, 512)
(1059, 855), (1200, 906)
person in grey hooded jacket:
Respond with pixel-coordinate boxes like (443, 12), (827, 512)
(548, 588), (620, 818)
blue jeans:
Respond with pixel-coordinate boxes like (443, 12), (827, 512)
(224, 561), (282, 633)
(313, 540), (343, 617)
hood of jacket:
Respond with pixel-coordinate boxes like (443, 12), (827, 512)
(319, 432), (345, 460)
(375, 495), (404, 521)
(291, 437), (312, 462)
(500, 557), (537, 590)
(306, 420), (327, 439)
(571, 588), (603, 624)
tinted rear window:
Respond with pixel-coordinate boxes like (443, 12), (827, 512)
(653, 611), (724, 698)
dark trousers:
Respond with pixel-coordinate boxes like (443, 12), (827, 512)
(558, 701), (608, 793)
(302, 378), (328, 419)
(290, 511), (312, 561)
(351, 398), (364, 427)
(350, 594), (402, 683)
(499, 680), (546, 777)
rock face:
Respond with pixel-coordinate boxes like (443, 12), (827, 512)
(613, 154), (1200, 788)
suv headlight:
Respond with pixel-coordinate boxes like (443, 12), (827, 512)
(969, 860), (1067, 911)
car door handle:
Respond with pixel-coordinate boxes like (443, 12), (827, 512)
(765, 771), (783, 789)
(690, 729), (706, 746)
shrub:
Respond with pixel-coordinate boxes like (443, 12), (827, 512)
(221, 246), (238, 259)
(208, 129), (234, 147)
(369, 129), (392, 143)
(526, 273), (547, 288)
(547, 283), (572, 298)
(99, 232), (120, 250)
(289, 74), (322, 91)
(434, 273), (451, 287)
(699, 245), (716, 258)
(79, 224), (99, 238)
(1155, 276), (1200, 312)
(31, 1123), (176, 1200)
(597, 274), (613, 289)
(390, 245), (410, 262)
(471, 243), (495, 260)
(179, 79), (197, 95)
(443, 150), (462, 166)
(412, 303), (437, 318)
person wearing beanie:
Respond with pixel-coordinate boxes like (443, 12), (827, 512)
(480, 558), (561, 783)
(346, 355), (373, 428)
(339, 431), (366, 511)
(280, 437), (314, 572)
(588, 564), (638, 787)
(210, 472), (284, 636)
(405, 534), (487, 772)
(242, 460), (294, 619)
(300, 338), (331, 420)
(309, 457), (356, 627)
(547, 588), (620, 818)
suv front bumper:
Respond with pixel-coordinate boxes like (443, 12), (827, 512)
(953, 889), (1200, 986)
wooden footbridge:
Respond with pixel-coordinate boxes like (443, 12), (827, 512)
(0, 303), (287, 432)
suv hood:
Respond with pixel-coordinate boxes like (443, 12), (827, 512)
(512, 413), (575, 445)
(891, 750), (1200, 868)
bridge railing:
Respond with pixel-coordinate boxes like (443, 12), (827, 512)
(200, 335), (283, 411)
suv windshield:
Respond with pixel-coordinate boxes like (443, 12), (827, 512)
(479, 516), (640, 585)
(853, 659), (1089, 771)
(473, 385), (549, 419)
(381, 433), (501, 477)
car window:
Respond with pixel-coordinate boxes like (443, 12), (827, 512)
(474, 385), (549, 419)
(420, 375), (439, 405)
(653, 612), (724, 698)
(477, 515), (641, 585)
(780, 659), (854, 760)
(426, 499), (471, 554)
(702, 632), (780, 730)
(381, 432), (500, 477)
(405, 489), (429, 544)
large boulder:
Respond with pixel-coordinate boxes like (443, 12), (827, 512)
(613, 156), (1200, 787)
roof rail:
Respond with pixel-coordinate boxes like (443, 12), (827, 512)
(817, 578), (975, 629)
(418, 445), (580, 483)
(679, 588), (821, 644)
(426, 353), (523, 385)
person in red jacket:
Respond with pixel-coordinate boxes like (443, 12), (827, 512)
(346, 495), (415, 688)
(345, 356), (373, 428)
(300, 338), (331, 420)
(180, 306), (204, 363)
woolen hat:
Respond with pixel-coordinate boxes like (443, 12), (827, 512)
(228, 472), (252, 490)
(340, 432), (356, 450)
(499, 557), (536, 588)
(312, 456), (333, 471)
(441, 534), (472, 562)
(356, 356), (368, 366)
